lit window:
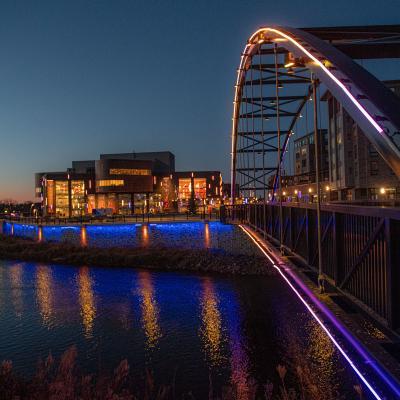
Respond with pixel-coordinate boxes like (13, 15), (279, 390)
(97, 180), (124, 187)
(109, 168), (151, 176)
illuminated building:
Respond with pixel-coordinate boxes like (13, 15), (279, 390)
(323, 81), (400, 201)
(293, 130), (329, 185)
(35, 152), (223, 216)
(168, 171), (223, 212)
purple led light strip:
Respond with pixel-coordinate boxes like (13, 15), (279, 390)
(239, 224), (400, 400)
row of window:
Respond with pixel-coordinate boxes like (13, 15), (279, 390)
(97, 179), (125, 187)
(109, 168), (151, 176)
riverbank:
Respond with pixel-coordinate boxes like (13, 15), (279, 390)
(0, 234), (272, 275)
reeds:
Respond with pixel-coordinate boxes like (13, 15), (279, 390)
(0, 347), (363, 400)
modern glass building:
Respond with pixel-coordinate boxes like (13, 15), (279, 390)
(35, 152), (223, 217)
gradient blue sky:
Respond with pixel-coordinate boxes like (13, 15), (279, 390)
(1, 0), (399, 200)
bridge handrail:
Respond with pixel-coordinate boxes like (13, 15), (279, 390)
(225, 202), (400, 220)
(0, 210), (221, 226)
(226, 202), (400, 331)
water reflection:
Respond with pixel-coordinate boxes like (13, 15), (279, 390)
(116, 302), (133, 331)
(9, 264), (23, 317)
(38, 226), (43, 242)
(142, 225), (149, 247)
(226, 296), (250, 399)
(306, 320), (338, 396)
(0, 260), (359, 398)
(204, 223), (211, 248)
(278, 311), (340, 399)
(0, 267), (4, 313)
(36, 265), (54, 327)
(81, 225), (88, 247)
(200, 278), (224, 366)
(78, 267), (96, 338)
(138, 271), (161, 348)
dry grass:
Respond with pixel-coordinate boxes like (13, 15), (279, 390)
(0, 347), (363, 400)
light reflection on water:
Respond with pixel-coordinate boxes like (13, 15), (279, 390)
(9, 263), (24, 318)
(77, 266), (96, 338)
(36, 265), (54, 327)
(138, 270), (161, 349)
(200, 278), (224, 366)
(81, 225), (88, 247)
(204, 223), (211, 248)
(0, 260), (359, 398)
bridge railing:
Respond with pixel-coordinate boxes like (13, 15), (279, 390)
(224, 203), (400, 330)
(1, 210), (220, 226)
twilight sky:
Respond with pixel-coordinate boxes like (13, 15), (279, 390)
(0, 0), (399, 201)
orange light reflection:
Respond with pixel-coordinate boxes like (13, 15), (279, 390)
(200, 278), (224, 366)
(81, 225), (87, 247)
(204, 223), (211, 248)
(36, 265), (54, 327)
(78, 266), (96, 338)
(9, 264), (23, 317)
(142, 225), (149, 247)
(138, 271), (161, 349)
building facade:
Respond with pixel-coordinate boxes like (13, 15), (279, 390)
(324, 81), (400, 201)
(293, 129), (329, 185)
(35, 152), (223, 217)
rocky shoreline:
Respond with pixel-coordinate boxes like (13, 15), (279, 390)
(0, 234), (273, 275)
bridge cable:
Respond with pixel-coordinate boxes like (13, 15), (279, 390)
(250, 56), (257, 224)
(312, 74), (325, 292)
(245, 69), (250, 199)
(274, 43), (284, 254)
(259, 45), (267, 237)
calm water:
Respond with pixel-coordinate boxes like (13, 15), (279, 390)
(0, 259), (363, 398)
(0, 221), (366, 398)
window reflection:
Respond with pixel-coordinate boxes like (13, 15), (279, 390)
(200, 278), (224, 366)
(36, 265), (54, 327)
(138, 271), (161, 349)
(0, 267), (4, 313)
(38, 226), (43, 242)
(204, 223), (210, 248)
(142, 224), (149, 247)
(81, 225), (87, 247)
(227, 310), (250, 399)
(9, 264), (24, 318)
(78, 267), (96, 338)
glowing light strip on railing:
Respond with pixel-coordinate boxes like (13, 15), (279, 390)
(231, 27), (385, 197)
(238, 224), (385, 400)
(254, 28), (383, 133)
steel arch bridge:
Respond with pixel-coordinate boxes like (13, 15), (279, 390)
(230, 25), (400, 201)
